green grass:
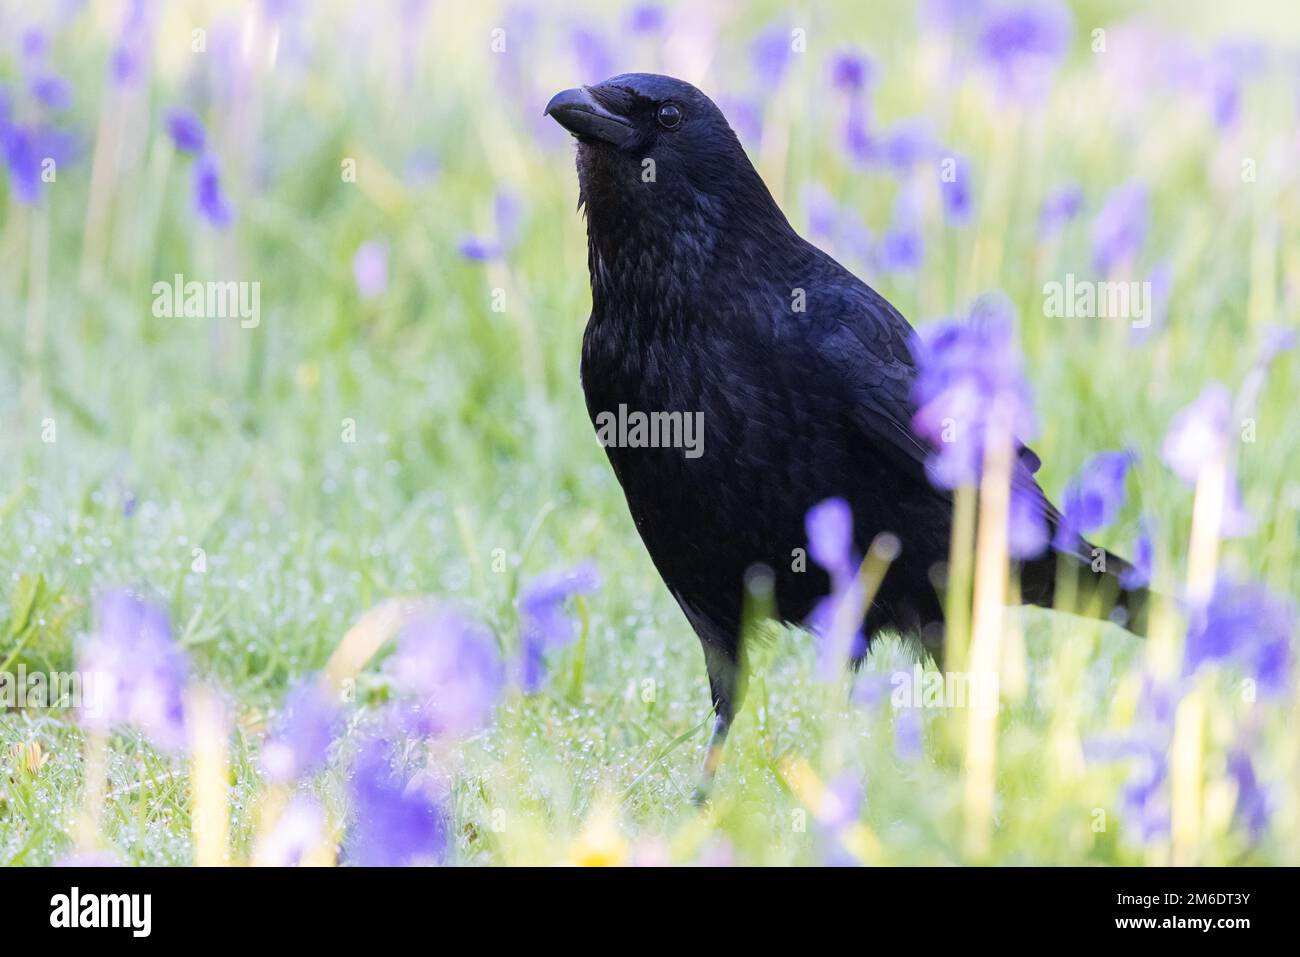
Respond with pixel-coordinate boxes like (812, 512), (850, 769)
(1, 0), (1298, 865)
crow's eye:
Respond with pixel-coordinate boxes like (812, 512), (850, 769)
(656, 102), (682, 130)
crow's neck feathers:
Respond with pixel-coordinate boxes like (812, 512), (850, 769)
(580, 140), (794, 335)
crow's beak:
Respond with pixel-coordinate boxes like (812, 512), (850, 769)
(545, 87), (634, 148)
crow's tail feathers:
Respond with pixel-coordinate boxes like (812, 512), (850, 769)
(1020, 545), (1156, 637)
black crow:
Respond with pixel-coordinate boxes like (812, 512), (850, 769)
(545, 73), (1147, 796)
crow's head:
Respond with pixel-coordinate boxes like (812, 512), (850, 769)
(546, 73), (780, 248)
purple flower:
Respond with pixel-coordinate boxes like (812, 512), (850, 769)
(879, 191), (924, 274)
(1119, 521), (1154, 590)
(911, 293), (1035, 488)
(256, 795), (326, 866)
(626, 4), (666, 35)
(387, 605), (505, 735)
(829, 50), (873, 94)
(77, 590), (189, 752)
(807, 497), (856, 581)
(345, 738), (447, 866)
(261, 678), (341, 783)
(353, 240), (388, 299)
(805, 499), (866, 677)
(817, 774), (864, 829)
(717, 96), (762, 146)
(841, 107), (877, 166)
(893, 708), (923, 761)
(1160, 384), (1231, 484)
(110, 0), (152, 87)
(21, 28), (48, 63)
(457, 236), (499, 261)
(1054, 449), (1135, 547)
(165, 108), (206, 154)
(2, 124), (44, 204)
(1184, 577), (1294, 695)
(939, 153), (973, 224)
(569, 26), (613, 85)
(1007, 482), (1049, 559)
(976, 1), (1073, 101)
(1091, 181), (1149, 275)
(518, 563), (600, 691)
(752, 25), (794, 87)
(192, 154), (233, 228)
(30, 75), (72, 111)
(1226, 749), (1269, 839)
(1085, 676), (1175, 844)
(881, 118), (936, 172)
(1038, 182), (1082, 237)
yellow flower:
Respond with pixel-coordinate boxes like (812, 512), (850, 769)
(9, 741), (50, 775)
(568, 801), (628, 867)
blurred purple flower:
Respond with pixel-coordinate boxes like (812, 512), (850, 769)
(261, 678), (341, 783)
(1119, 521), (1154, 590)
(1184, 577), (1294, 695)
(457, 237), (499, 261)
(192, 154), (233, 228)
(817, 774), (864, 829)
(802, 183), (838, 241)
(912, 293), (1035, 488)
(717, 96), (762, 146)
(30, 75), (71, 111)
(570, 26), (614, 85)
(1008, 482), (1049, 559)
(1085, 676), (1175, 844)
(976, 1), (1073, 100)
(879, 191), (924, 274)
(1226, 749), (1269, 839)
(752, 25), (794, 87)
(518, 563), (600, 692)
(494, 192), (522, 247)
(1091, 181), (1149, 275)
(807, 497), (856, 581)
(345, 738), (447, 866)
(78, 590), (189, 752)
(1054, 449), (1135, 547)
(939, 153), (973, 224)
(165, 108), (206, 154)
(830, 50), (873, 95)
(110, 0), (152, 87)
(387, 605), (505, 735)
(881, 118), (935, 172)
(21, 27), (48, 63)
(256, 794), (325, 866)
(1160, 384), (1231, 484)
(2, 125), (44, 203)
(920, 0), (987, 35)
(353, 240), (388, 299)
(805, 498), (866, 677)
(842, 107), (877, 165)
(1038, 182), (1082, 237)
(626, 4), (666, 35)
(893, 708), (923, 761)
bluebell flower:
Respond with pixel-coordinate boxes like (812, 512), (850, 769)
(165, 108), (206, 154)
(1184, 577), (1294, 696)
(569, 26), (614, 85)
(261, 678), (341, 783)
(879, 191), (924, 274)
(30, 75), (72, 112)
(1226, 749), (1269, 839)
(752, 24), (794, 86)
(1160, 384), (1231, 484)
(1054, 449), (1135, 547)
(1091, 181), (1149, 275)
(975, 1), (1073, 101)
(805, 498), (866, 677)
(1038, 182), (1082, 237)
(345, 738), (447, 866)
(626, 4), (666, 35)
(1007, 481), (1049, 559)
(939, 153), (973, 224)
(78, 590), (189, 752)
(1119, 520), (1154, 590)
(353, 240), (388, 299)
(829, 50), (873, 95)
(911, 293), (1036, 488)
(518, 564), (600, 691)
(387, 604), (505, 735)
(192, 154), (233, 228)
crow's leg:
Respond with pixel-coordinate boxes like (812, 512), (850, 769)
(691, 641), (741, 806)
